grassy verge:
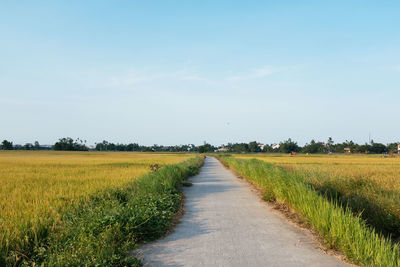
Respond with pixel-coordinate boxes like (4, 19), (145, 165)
(218, 155), (399, 266)
(299, 171), (400, 240)
(235, 154), (400, 241)
(2, 156), (204, 266)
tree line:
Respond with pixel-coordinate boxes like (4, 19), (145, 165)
(0, 138), (197, 152)
(1, 137), (399, 154)
(94, 140), (196, 152)
(0, 140), (48, 150)
(211, 138), (399, 154)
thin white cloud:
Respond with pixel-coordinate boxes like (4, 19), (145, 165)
(227, 66), (279, 81)
(107, 70), (147, 87)
(79, 68), (212, 89)
(72, 65), (286, 91)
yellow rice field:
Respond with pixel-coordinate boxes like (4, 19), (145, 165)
(235, 153), (400, 239)
(235, 154), (400, 192)
(0, 151), (192, 251)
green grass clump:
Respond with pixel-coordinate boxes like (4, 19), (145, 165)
(236, 153), (400, 239)
(301, 173), (400, 240)
(2, 156), (204, 266)
(218, 156), (400, 266)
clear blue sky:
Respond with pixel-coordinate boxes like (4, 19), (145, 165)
(1, 1), (399, 146)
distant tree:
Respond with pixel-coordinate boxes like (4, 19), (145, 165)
(232, 143), (249, 153)
(387, 143), (399, 153)
(357, 143), (371, 153)
(302, 139), (326, 154)
(95, 141), (185, 152)
(280, 138), (300, 153)
(370, 142), (387, 154)
(178, 144), (190, 152)
(346, 140), (358, 152)
(126, 143), (140, 151)
(1, 140), (13, 150)
(142, 146), (154, 152)
(23, 143), (32, 150)
(34, 141), (40, 150)
(152, 144), (162, 152)
(333, 143), (345, 153)
(327, 137), (334, 152)
(14, 144), (23, 150)
(54, 138), (73, 150)
(54, 137), (88, 151)
(95, 140), (109, 151)
(334, 140), (357, 153)
(95, 140), (131, 151)
(248, 141), (261, 153)
(354, 141), (386, 154)
(262, 144), (273, 152)
(198, 143), (214, 153)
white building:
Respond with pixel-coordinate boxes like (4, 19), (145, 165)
(257, 143), (265, 150)
(272, 144), (280, 150)
(217, 147), (229, 152)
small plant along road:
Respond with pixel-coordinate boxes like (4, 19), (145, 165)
(136, 157), (348, 266)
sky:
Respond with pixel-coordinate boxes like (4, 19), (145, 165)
(1, 1), (400, 146)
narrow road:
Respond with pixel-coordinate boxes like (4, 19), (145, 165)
(136, 157), (348, 267)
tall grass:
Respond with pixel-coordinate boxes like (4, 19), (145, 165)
(236, 154), (400, 239)
(0, 151), (202, 266)
(219, 156), (400, 266)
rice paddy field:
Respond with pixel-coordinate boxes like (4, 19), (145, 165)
(0, 151), (196, 265)
(219, 154), (400, 265)
(236, 154), (400, 194)
(235, 154), (400, 192)
(236, 154), (400, 238)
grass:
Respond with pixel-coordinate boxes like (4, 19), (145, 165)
(236, 154), (400, 240)
(218, 155), (400, 266)
(0, 151), (202, 266)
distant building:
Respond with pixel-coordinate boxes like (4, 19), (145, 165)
(344, 147), (351, 153)
(272, 144), (280, 150)
(217, 147), (229, 152)
(257, 143), (265, 150)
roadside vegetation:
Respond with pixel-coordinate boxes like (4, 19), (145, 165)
(0, 151), (203, 266)
(218, 155), (400, 266)
(237, 154), (400, 240)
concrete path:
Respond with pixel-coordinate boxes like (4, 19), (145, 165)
(136, 157), (348, 267)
